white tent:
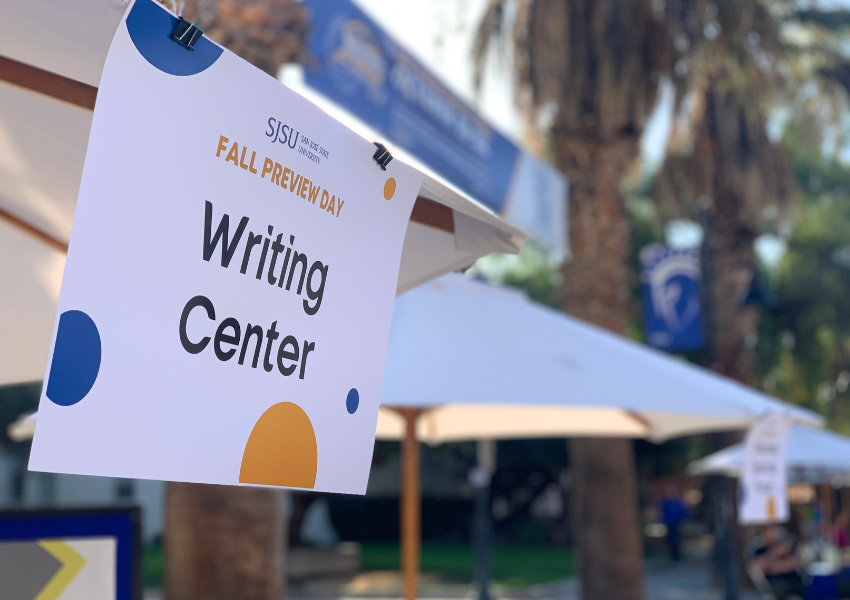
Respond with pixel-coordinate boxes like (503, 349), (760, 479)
(372, 273), (820, 600)
(688, 424), (850, 484)
(7, 411), (35, 442)
(377, 275), (821, 444)
(0, 0), (526, 386)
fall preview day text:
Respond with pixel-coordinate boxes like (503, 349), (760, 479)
(177, 135), (336, 382)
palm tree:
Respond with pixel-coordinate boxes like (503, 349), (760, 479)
(476, 2), (680, 598)
(652, 1), (795, 384)
(650, 4), (850, 586)
(475, 1), (804, 598)
(165, 483), (286, 600)
(159, 1), (308, 598)
(179, 0), (309, 76)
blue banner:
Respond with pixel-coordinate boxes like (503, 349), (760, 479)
(640, 245), (703, 352)
(303, 0), (519, 213)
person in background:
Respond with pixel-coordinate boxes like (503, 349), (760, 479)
(830, 511), (850, 549)
(748, 524), (806, 600)
(660, 483), (689, 563)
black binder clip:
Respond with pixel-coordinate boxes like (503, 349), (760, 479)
(171, 17), (203, 51)
(373, 142), (393, 171)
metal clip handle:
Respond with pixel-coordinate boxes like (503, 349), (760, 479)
(373, 142), (393, 171)
(171, 17), (203, 51)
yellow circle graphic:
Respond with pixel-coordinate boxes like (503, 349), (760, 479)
(239, 402), (317, 489)
(383, 178), (397, 200)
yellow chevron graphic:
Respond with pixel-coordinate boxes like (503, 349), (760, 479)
(35, 541), (86, 600)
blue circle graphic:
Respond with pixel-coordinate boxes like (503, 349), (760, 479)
(46, 310), (102, 406)
(126, 0), (223, 77)
(346, 388), (359, 414)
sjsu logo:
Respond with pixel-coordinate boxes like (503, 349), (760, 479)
(265, 118), (330, 165)
(266, 117), (300, 149)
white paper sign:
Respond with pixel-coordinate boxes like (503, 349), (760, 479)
(29, 0), (423, 494)
(739, 412), (792, 525)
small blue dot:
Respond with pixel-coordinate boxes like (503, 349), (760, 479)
(346, 388), (359, 414)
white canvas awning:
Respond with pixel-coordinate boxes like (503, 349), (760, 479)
(377, 275), (822, 443)
(0, 0), (525, 386)
(7, 411), (36, 442)
(688, 424), (850, 484)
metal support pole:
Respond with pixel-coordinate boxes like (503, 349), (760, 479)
(699, 200), (717, 370)
(472, 440), (496, 600)
(712, 476), (739, 600)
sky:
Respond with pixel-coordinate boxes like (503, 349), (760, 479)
(353, 0), (524, 142)
(354, 0), (676, 168)
(351, 0), (786, 266)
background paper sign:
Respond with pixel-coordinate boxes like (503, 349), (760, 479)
(29, 0), (423, 494)
(739, 413), (791, 525)
(303, 0), (569, 258)
(640, 244), (703, 352)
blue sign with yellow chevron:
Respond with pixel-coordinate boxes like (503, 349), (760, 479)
(0, 508), (141, 600)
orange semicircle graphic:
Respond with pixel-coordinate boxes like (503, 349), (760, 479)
(239, 402), (318, 489)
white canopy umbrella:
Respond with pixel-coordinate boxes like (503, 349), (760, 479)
(7, 411), (36, 442)
(688, 424), (850, 485)
(377, 275), (820, 444)
(0, 0), (526, 386)
(373, 273), (820, 600)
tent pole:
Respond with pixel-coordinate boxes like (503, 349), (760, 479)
(401, 408), (421, 600)
(0, 207), (68, 253)
(0, 55), (97, 110)
(473, 439), (496, 600)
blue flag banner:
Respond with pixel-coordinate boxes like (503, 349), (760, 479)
(302, 0), (568, 258)
(640, 244), (704, 352)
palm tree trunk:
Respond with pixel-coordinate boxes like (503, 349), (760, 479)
(699, 81), (779, 385)
(707, 221), (758, 382)
(556, 133), (643, 600)
(570, 438), (642, 600)
(165, 483), (286, 600)
(557, 135), (635, 332)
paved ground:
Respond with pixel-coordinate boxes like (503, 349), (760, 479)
(644, 563), (760, 600)
(499, 561), (761, 600)
(145, 558), (763, 600)
(279, 559), (762, 600)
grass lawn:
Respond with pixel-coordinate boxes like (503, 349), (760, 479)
(143, 543), (574, 589)
(360, 543), (576, 587)
(144, 546), (164, 589)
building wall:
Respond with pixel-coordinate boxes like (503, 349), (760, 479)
(0, 448), (165, 544)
